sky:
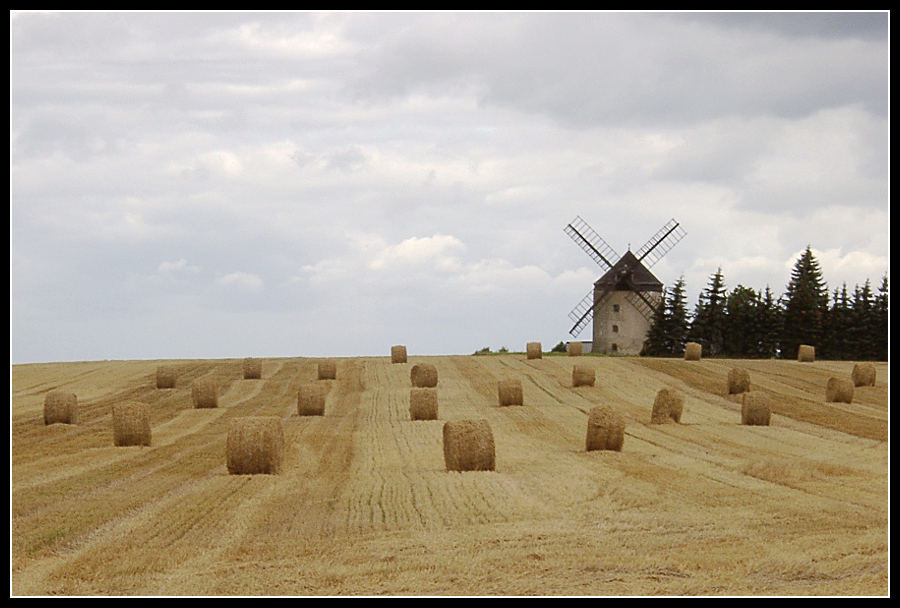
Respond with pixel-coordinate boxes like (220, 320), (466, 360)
(10, 11), (890, 364)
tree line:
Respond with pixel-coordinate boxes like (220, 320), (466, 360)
(643, 246), (888, 361)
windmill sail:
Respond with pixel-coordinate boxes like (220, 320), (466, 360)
(623, 289), (656, 323)
(564, 216), (619, 271)
(567, 291), (595, 336)
(634, 219), (685, 268)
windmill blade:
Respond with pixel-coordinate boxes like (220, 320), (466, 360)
(564, 216), (619, 271)
(634, 219), (686, 268)
(568, 286), (612, 337)
(624, 289), (657, 323)
(617, 272), (660, 323)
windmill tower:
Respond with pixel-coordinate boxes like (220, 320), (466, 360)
(564, 216), (685, 355)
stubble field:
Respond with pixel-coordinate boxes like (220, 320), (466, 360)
(10, 354), (889, 596)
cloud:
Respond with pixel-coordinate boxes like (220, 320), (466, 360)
(216, 272), (264, 292)
(9, 12), (889, 363)
(368, 234), (465, 273)
(157, 258), (201, 275)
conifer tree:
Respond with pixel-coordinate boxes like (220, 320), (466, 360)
(723, 285), (758, 357)
(643, 286), (670, 357)
(666, 277), (690, 356)
(688, 268), (727, 357)
(873, 275), (889, 361)
(781, 247), (828, 360)
(850, 280), (876, 360)
(821, 284), (853, 360)
(644, 277), (689, 357)
(757, 286), (783, 359)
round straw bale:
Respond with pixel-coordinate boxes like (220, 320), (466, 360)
(797, 344), (815, 362)
(242, 357), (262, 379)
(410, 363), (438, 388)
(727, 367), (751, 395)
(43, 390), (78, 425)
(825, 377), (854, 404)
(572, 365), (595, 387)
(226, 416), (284, 475)
(651, 388), (684, 424)
(585, 404), (625, 452)
(318, 360), (337, 380)
(526, 342), (543, 360)
(297, 382), (327, 416)
(409, 387), (438, 420)
(391, 345), (408, 364)
(191, 378), (218, 409)
(156, 366), (177, 389)
(112, 401), (151, 446)
(684, 342), (702, 361)
(443, 419), (496, 472)
(567, 341), (583, 357)
(741, 391), (772, 426)
(851, 362), (876, 387)
(498, 379), (524, 406)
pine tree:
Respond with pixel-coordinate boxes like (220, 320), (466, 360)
(723, 285), (759, 357)
(873, 275), (889, 361)
(850, 280), (876, 360)
(643, 286), (670, 357)
(757, 286), (783, 359)
(667, 277), (690, 356)
(781, 247), (829, 360)
(821, 284), (853, 360)
(643, 277), (690, 357)
(688, 268), (727, 357)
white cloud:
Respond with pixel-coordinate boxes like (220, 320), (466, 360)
(157, 258), (201, 275)
(216, 272), (263, 292)
(368, 234), (465, 273)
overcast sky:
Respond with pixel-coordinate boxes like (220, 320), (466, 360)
(10, 11), (890, 364)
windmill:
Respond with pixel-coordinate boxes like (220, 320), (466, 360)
(564, 216), (685, 355)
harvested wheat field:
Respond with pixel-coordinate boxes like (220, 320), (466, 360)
(10, 355), (889, 596)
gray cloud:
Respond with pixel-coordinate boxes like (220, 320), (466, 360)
(10, 11), (889, 363)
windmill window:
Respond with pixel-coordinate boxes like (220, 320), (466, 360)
(612, 325), (619, 333)
(613, 304), (620, 312)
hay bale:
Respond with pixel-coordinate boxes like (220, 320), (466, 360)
(242, 357), (262, 380)
(43, 390), (78, 425)
(585, 405), (625, 452)
(391, 345), (408, 364)
(112, 401), (151, 446)
(684, 342), (702, 361)
(825, 377), (854, 404)
(498, 379), (524, 406)
(156, 366), (177, 389)
(409, 388), (438, 420)
(526, 342), (542, 360)
(741, 392), (772, 426)
(567, 341), (583, 357)
(727, 367), (751, 395)
(651, 388), (684, 424)
(297, 383), (327, 416)
(572, 365), (595, 387)
(191, 378), (218, 409)
(318, 360), (337, 380)
(851, 362), (876, 387)
(443, 419), (496, 472)
(226, 416), (284, 475)
(798, 344), (815, 362)
(410, 363), (438, 388)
